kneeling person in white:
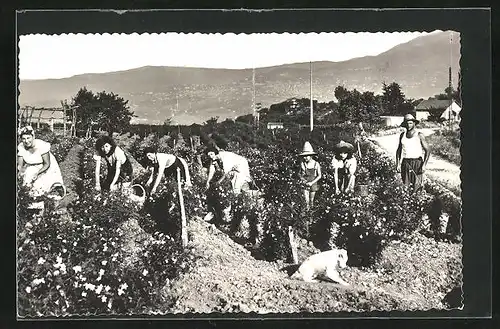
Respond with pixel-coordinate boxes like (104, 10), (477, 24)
(17, 126), (65, 198)
(291, 249), (350, 286)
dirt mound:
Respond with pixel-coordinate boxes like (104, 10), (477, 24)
(165, 218), (461, 313)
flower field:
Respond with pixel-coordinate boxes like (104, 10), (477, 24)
(16, 121), (463, 316)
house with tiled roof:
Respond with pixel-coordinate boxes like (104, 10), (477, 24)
(415, 99), (461, 122)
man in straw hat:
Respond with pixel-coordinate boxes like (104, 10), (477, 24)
(331, 140), (357, 194)
(396, 113), (430, 191)
(299, 141), (322, 209)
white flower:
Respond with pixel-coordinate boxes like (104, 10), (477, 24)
(72, 265), (82, 273)
(55, 300), (59, 305)
(105, 285), (111, 292)
(81, 291), (87, 297)
(117, 288), (124, 296)
(101, 260), (107, 266)
(107, 299), (112, 309)
(56, 256), (63, 264)
(56, 285), (61, 289)
(103, 245), (108, 252)
(25, 286), (31, 293)
(101, 295), (107, 303)
(32, 278), (45, 286)
(73, 241), (77, 247)
(142, 269), (148, 276)
(84, 283), (96, 291)
(18, 247), (22, 252)
(95, 284), (103, 294)
(62, 248), (67, 253)
(37, 257), (46, 265)
(53, 270), (60, 276)
(99, 269), (105, 276)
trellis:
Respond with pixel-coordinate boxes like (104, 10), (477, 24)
(18, 106), (77, 137)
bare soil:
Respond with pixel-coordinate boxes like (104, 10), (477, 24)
(165, 218), (462, 314)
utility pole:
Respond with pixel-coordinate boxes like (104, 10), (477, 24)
(448, 31), (453, 130)
(310, 61), (313, 132)
(252, 67), (256, 126)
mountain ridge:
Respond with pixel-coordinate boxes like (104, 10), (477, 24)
(19, 31), (461, 125)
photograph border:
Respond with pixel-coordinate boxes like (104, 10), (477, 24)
(4, 6), (493, 325)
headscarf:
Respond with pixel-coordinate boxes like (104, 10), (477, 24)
(18, 125), (35, 138)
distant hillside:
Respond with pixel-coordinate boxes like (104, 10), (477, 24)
(19, 31), (460, 125)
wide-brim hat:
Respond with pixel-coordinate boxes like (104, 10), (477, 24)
(335, 140), (354, 153)
(400, 113), (420, 127)
(299, 141), (317, 156)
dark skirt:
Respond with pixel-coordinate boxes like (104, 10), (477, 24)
(401, 157), (423, 190)
(102, 158), (133, 190)
(336, 168), (351, 191)
(162, 157), (186, 182)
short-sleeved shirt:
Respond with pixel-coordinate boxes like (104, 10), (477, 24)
(18, 139), (51, 165)
(216, 151), (250, 175)
(152, 153), (177, 170)
(331, 157), (357, 174)
(94, 146), (128, 166)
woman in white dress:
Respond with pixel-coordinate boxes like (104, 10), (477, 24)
(17, 126), (65, 198)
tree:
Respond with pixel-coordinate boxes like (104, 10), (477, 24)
(235, 114), (254, 124)
(434, 82), (461, 107)
(334, 85), (349, 102)
(204, 116), (219, 126)
(71, 87), (100, 136)
(335, 88), (382, 123)
(95, 91), (135, 136)
(381, 82), (408, 115)
(70, 87), (135, 136)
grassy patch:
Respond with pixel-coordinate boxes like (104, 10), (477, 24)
(426, 129), (461, 166)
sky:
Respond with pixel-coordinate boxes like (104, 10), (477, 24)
(19, 31), (440, 80)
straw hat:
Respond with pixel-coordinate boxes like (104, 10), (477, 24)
(400, 113), (420, 127)
(299, 141), (317, 156)
(335, 140), (354, 153)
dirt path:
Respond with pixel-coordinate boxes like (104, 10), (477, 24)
(57, 144), (84, 209)
(165, 218), (459, 313)
(370, 128), (461, 196)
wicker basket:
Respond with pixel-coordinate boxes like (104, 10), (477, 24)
(46, 183), (67, 201)
(129, 184), (146, 205)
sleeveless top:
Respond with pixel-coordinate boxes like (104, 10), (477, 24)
(401, 132), (423, 159)
(301, 160), (320, 182)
